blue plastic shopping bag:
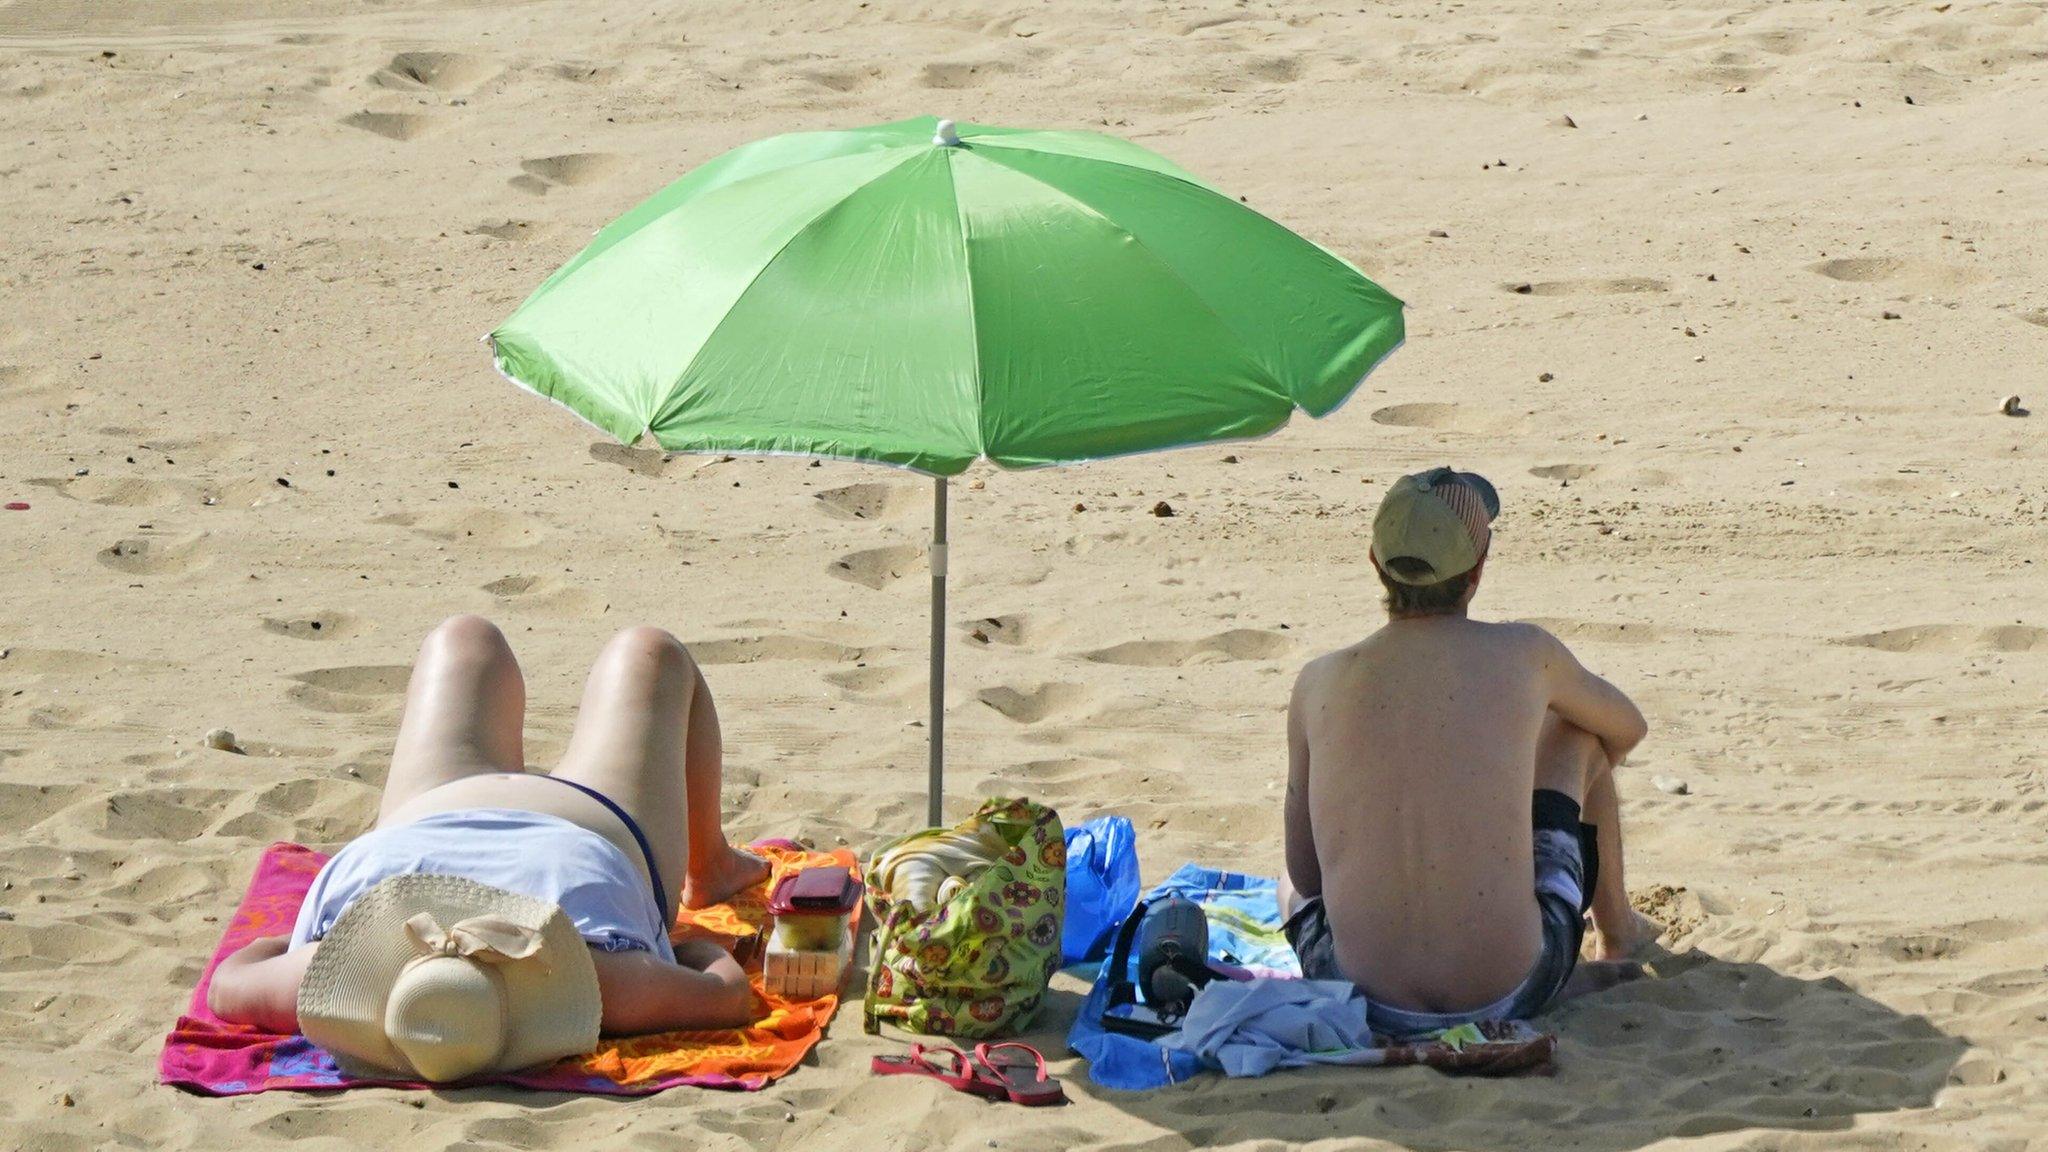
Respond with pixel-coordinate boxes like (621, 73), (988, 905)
(1062, 815), (1140, 965)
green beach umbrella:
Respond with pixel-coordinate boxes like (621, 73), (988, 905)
(490, 115), (1404, 823)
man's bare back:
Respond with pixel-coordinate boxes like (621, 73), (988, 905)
(1281, 466), (1654, 1027)
(1286, 617), (1646, 1011)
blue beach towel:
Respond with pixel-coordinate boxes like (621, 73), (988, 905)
(1064, 864), (1297, 1089)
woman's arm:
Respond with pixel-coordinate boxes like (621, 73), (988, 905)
(207, 936), (314, 1033)
(590, 943), (755, 1035)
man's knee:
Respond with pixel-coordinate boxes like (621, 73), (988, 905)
(1537, 713), (1607, 796)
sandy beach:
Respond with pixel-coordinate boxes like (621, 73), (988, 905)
(3, 0), (2045, 1147)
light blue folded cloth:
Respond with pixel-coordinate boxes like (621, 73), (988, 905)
(1159, 978), (1390, 1077)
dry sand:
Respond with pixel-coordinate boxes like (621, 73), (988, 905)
(2, 0), (2045, 1148)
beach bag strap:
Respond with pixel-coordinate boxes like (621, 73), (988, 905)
(1102, 896), (1157, 1011)
(863, 902), (912, 1035)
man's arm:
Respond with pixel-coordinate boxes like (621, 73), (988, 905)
(207, 936), (314, 1033)
(1283, 666), (1323, 900)
(590, 941), (755, 1036)
(1529, 627), (1648, 765)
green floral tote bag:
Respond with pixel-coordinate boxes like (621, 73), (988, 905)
(863, 797), (1066, 1038)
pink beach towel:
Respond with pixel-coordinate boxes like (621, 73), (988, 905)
(160, 841), (857, 1096)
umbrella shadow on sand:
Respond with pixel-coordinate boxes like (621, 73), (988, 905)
(1026, 945), (1968, 1151)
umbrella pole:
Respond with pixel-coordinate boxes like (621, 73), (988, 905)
(927, 476), (948, 827)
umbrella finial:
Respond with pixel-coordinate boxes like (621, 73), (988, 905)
(932, 119), (961, 147)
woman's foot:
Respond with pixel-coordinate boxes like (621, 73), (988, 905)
(681, 844), (773, 909)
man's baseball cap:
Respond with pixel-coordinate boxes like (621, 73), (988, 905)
(1371, 467), (1500, 585)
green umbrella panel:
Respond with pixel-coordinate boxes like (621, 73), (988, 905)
(490, 116), (1405, 823)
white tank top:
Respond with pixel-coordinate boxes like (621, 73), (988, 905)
(289, 809), (675, 962)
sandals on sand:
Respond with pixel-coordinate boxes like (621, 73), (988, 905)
(970, 1042), (1065, 1106)
(870, 1042), (1066, 1107)
(872, 1043), (994, 1097)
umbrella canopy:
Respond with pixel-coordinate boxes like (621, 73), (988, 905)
(489, 116), (1405, 825)
(490, 116), (1403, 475)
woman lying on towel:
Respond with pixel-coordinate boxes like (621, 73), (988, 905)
(206, 616), (772, 1082)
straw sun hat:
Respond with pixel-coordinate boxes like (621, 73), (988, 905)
(297, 873), (601, 1082)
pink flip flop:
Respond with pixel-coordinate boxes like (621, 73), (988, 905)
(970, 1042), (1067, 1106)
(871, 1043), (1004, 1100)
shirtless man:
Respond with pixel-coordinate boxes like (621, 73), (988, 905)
(1282, 467), (1659, 1037)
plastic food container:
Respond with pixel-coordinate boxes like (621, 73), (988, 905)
(764, 866), (863, 998)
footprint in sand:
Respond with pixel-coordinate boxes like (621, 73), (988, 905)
(588, 441), (671, 477)
(1530, 463), (1676, 489)
(341, 111), (434, 141)
(976, 682), (1097, 724)
(0, 782), (86, 836)
(0, 647), (119, 676)
(249, 1103), (423, 1144)
(288, 665), (411, 714)
(215, 777), (369, 843)
(1082, 628), (1293, 667)
(0, 912), (136, 968)
(548, 61), (619, 84)
(2017, 310), (2048, 329)
(1239, 53), (1306, 84)
(261, 611), (366, 641)
(512, 153), (620, 195)
(97, 532), (210, 576)
(1836, 625), (2048, 654)
(801, 67), (882, 93)
(482, 574), (604, 616)
(372, 51), (495, 92)
(469, 219), (540, 242)
(686, 635), (865, 665)
(1179, 12), (1258, 33)
(1810, 257), (1913, 282)
(827, 543), (924, 590)
(133, 431), (251, 466)
(292, 665), (411, 693)
(30, 475), (183, 508)
(1807, 257), (1986, 290)
(982, 756), (1173, 804)
(376, 507), (545, 548)
(822, 664), (920, 697)
(482, 574), (545, 595)
(1504, 277), (1668, 296)
(814, 481), (921, 522)
(1370, 402), (1516, 434)
(1003, 757), (1122, 788)
(961, 613), (1062, 649)
(22, 700), (122, 730)
(39, 471), (279, 510)
(97, 786), (241, 842)
(918, 60), (1015, 89)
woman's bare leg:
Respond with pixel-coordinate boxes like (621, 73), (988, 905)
(377, 615), (526, 825)
(551, 626), (767, 912)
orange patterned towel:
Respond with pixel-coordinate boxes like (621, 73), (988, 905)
(161, 840), (859, 1095)
(584, 842), (862, 1090)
